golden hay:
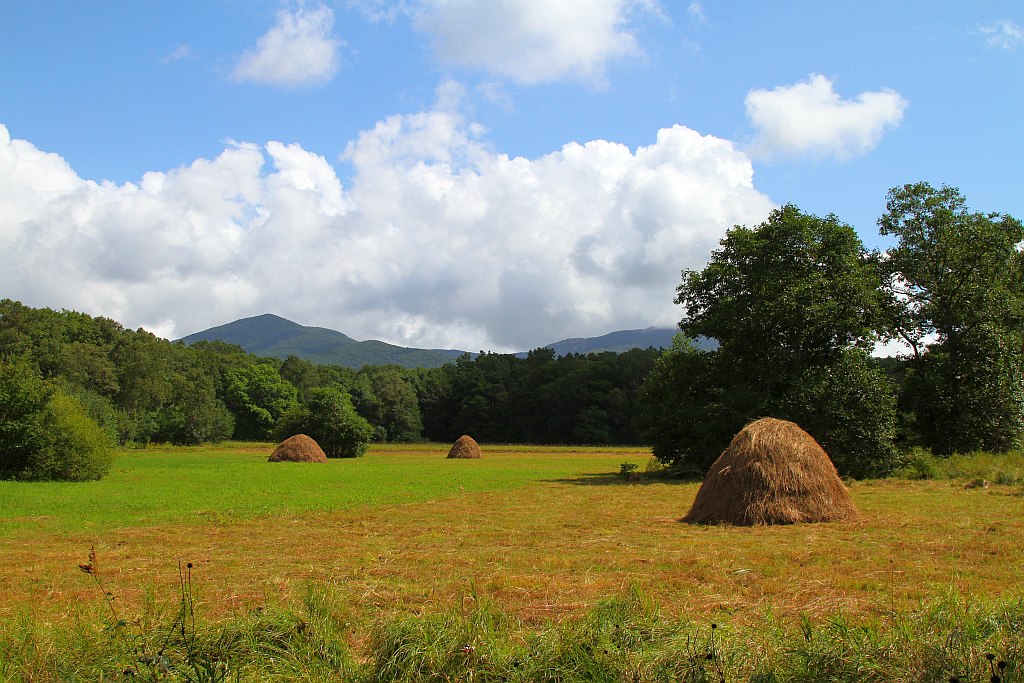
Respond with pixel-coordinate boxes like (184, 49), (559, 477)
(683, 417), (859, 526)
(268, 434), (328, 463)
(447, 435), (482, 459)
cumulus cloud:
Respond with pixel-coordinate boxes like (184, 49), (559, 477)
(412, 0), (657, 86)
(979, 19), (1024, 51)
(745, 74), (907, 161)
(0, 104), (773, 351)
(232, 4), (342, 87)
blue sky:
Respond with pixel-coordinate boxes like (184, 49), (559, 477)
(1, 1), (1021, 351)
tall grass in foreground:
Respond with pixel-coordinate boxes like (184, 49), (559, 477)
(2, 581), (1020, 682)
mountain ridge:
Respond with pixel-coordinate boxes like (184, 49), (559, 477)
(179, 314), (683, 369)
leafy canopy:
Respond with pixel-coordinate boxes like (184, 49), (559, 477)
(879, 181), (1024, 354)
(880, 183), (1024, 453)
(678, 204), (885, 370)
(647, 205), (898, 477)
(223, 363), (299, 440)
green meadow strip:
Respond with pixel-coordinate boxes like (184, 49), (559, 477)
(0, 443), (651, 538)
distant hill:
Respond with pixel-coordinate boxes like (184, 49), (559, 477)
(180, 314), (698, 369)
(180, 314), (465, 369)
(541, 327), (681, 356)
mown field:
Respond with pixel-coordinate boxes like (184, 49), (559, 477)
(2, 443), (1023, 681)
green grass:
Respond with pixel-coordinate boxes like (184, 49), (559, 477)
(0, 442), (650, 538)
(938, 451), (1024, 485)
(3, 583), (1021, 682)
(897, 448), (1024, 485)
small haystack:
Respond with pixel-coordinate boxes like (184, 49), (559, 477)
(269, 434), (328, 463)
(447, 435), (482, 459)
(683, 417), (858, 525)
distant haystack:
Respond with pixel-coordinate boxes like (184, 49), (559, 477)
(269, 434), (328, 463)
(683, 418), (859, 525)
(447, 435), (482, 459)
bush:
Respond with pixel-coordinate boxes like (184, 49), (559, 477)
(640, 339), (747, 472)
(895, 448), (942, 480)
(0, 357), (113, 481)
(60, 383), (120, 443)
(0, 356), (50, 477)
(27, 390), (114, 481)
(224, 364), (299, 441)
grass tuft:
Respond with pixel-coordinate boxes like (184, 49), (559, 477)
(2, 581), (1023, 682)
(895, 448), (1024, 486)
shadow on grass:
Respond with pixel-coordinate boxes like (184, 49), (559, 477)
(546, 472), (702, 486)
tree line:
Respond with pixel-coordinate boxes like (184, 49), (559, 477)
(0, 299), (659, 479)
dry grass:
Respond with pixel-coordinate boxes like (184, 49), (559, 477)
(2, 444), (1023, 642)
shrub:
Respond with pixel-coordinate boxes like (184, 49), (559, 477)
(640, 339), (745, 472)
(27, 390), (114, 481)
(643, 343), (900, 479)
(895, 448), (942, 480)
(0, 357), (113, 481)
(223, 364), (299, 441)
(619, 462), (639, 480)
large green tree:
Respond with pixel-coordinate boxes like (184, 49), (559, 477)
(644, 205), (899, 477)
(278, 387), (373, 458)
(879, 182), (1024, 453)
(678, 204), (884, 374)
(154, 364), (235, 445)
(350, 365), (424, 442)
(223, 363), (299, 440)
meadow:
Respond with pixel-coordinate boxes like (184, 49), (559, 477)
(2, 443), (1023, 681)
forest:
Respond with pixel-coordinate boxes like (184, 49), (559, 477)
(0, 296), (660, 476)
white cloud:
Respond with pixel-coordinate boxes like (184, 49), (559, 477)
(232, 4), (342, 87)
(0, 104), (773, 352)
(161, 44), (194, 64)
(348, 0), (413, 23)
(413, 0), (657, 86)
(979, 19), (1024, 51)
(687, 2), (707, 25)
(745, 74), (907, 161)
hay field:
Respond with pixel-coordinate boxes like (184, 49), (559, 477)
(2, 441), (1022, 634)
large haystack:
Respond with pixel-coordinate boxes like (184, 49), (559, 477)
(683, 417), (858, 525)
(447, 435), (482, 459)
(269, 434), (328, 463)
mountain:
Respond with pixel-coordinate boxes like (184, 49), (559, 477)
(540, 327), (680, 356)
(180, 314), (697, 369)
(179, 314), (465, 369)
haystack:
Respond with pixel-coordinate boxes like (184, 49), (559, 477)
(683, 417), (858, 525)
(269, 434), (328, 463)
(447, 435), (482, 459)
